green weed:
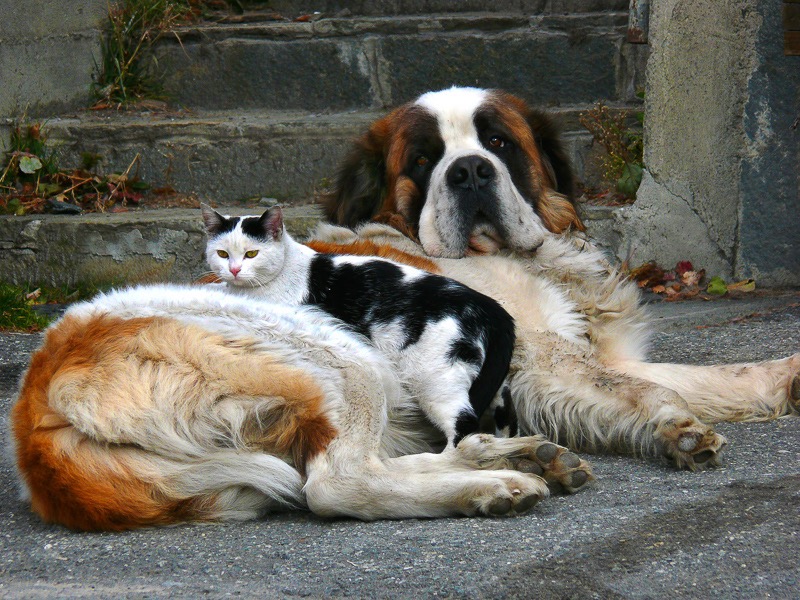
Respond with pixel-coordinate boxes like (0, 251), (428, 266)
(0, 119), (152, 215)
(580, 98), (644, 202)
(0, 283), (53, 332)
(92, 1), (239, 108)
(92, 0), (191, 107)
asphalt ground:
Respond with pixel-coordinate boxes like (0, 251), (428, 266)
(1, 292), (798, 599)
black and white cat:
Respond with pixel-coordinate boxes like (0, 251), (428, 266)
(202, 204), (518, 447)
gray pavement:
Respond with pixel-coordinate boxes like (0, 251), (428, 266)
(1, 292), (799, 599)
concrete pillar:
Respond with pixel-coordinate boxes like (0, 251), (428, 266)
(613, 0), (799, 287)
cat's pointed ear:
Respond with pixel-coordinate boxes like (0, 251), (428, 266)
(201, 203), (225, 235)
(260, 206), (284, 241)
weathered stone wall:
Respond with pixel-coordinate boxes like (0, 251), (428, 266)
(0, 0), (106, 147)
(614, 0), (799, 287)
(736, 0), (800, 287)
(0, 205), (322, 287)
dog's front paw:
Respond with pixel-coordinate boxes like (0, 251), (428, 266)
(472, 472), (549, 517)
(508, 438), (594, 493)
(456, 434), (594, 493)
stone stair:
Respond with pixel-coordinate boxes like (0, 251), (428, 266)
(3, 1), (645, 287)
(45, 0), (644, 205)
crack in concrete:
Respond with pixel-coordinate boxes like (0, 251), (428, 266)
(648, 169), (733, 265)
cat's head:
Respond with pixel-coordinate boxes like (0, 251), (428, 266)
(202, 204), (286, 287)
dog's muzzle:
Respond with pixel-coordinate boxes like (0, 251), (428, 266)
(418, 151), (548, 258)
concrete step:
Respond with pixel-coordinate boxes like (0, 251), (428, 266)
(156, 10), (645, 111)
(45, 109), (374, 204)
(0, 204), (324, 288)
(43, 104), (631, 204)
(262, 0), (629, 18)
(0, 203), (619, 288)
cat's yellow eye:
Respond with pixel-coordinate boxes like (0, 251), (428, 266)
(217, 250), (229, 259)
(244, 250), (259, 259)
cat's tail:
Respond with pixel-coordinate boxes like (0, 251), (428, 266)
(466, 301), (517, 424)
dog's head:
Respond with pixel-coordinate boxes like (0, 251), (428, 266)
(323, 87), (584, 258)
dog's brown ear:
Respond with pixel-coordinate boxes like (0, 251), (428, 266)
(525, 109), (575, 200)
(525, 109), (585, 233)
(322, 120), (389, 228)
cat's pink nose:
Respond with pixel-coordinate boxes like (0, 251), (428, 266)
(230, 265), (241, 276)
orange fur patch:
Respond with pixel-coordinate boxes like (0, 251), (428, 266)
(12, 313), (337, 530)
(537, 190), (584, 234)
(492, 93), (585, 234)
(306, 239), (441, 274)
(12, 316), (200, 531)
(195, 273), (222, 284)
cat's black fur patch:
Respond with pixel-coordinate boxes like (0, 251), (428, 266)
(241, 215), (270, 239)
(208, 215), (241, 235)
(494, 386), (518, 437)
(305, 255), (515, 442)
(208, 214), (269, 239)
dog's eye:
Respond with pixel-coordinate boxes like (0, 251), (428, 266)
(244, 250), (259, 259)
(415, 155), (429, 167)
(489, 135), (507, 149)
(217, 250), (229, 259)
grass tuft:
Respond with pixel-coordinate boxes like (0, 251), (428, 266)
(0, 283), (53, 332)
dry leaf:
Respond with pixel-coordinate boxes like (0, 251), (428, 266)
(728, 279), (756, 292)
(675, 261), (694, 276)
(681, 270), (703, 286)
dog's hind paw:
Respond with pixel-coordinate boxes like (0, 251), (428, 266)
(656, 418), (727, 471)
(790, 373), (800, 411)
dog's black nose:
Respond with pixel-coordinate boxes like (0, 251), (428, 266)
(446, 156), (495, 190)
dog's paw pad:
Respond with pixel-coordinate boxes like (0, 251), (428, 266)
(535, 443), (559, 463)
(678, 432), (701, 452)
(566, 469), (590, 489)
(658, 419), (727, 471)
(692, 450), (716, 464)
(514, 492), (541, 514)
(475, 473), (548, 517)
(511, 439), (594, 494)
(558, 452), (582, 469)
(487, 497), (513, 516)
(515, 458), (544, 476)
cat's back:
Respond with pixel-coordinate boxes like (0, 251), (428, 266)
(305, 253), (514, 346)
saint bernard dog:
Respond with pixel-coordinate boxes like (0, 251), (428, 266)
(311, 86), (800, 468)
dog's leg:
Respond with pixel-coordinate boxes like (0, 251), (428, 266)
(385, 433), (593, 493)
(303, 363), (549, 519)
(511, 334), (727, 470)
(609, 355), (800, 423)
